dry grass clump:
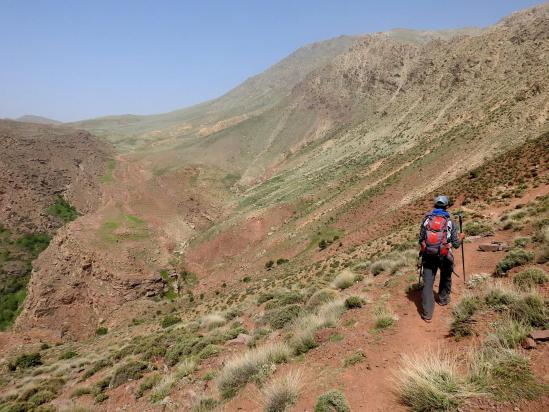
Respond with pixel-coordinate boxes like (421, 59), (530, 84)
(331, 269), (357, 290)
(306, 288), (339, 310)
(288, 299), (346, 354)
(466, 273), (490, 289)
(397, 351), (474, 411)
(201, 313), (227, 330)
(488, 317), (532, 349)
(216, 342), (291, 399)
(262, 370), (302, 412)
(373, 303), (398, 331)
(450, 295), (481, 338)
(150, 358), (195, 402)
(370, 249), (416, 276)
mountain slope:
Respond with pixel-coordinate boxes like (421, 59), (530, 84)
(15, 115), (61, 125)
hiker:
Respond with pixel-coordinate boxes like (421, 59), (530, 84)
(418, 195), (465, 322)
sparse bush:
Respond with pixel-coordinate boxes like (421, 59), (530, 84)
(216, 343), (291, 398)
(344, 296), (365, 309)
(263, 304), (303, 329)
(466, 273), (489, 289)
(150, 374), (176, 403)
(469, 345), (546, 401)
(262, 370), (302, 412)
(534, 225), (549, 263)
(513, 268), (547, 290)
(95, 393), (109, 403)
(8, 352), (42, 371)
(314, 390), (351, 412)
(198, 344), (222, 359)
(513, 237), (529, 248)
(82, 358), (112, 379)
(343, 350), (365, 367)
(95, 327), (108, 336)
(484, 284), (518, 310)
(331, 269), (356, 290)
(161, 314), (181, 328)
(451, 295), (481, 338)
(59, 350), (78, 360)
(265, 290), (303, 309)
(397, 352), (472, 411)
(110, 361), (148, 388)
(495, 249), (534, 276)
(463, 221), (492, 236)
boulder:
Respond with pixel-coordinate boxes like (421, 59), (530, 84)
(529, 330), (549, 341)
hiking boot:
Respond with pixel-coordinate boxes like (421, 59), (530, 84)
(421, 315), (432, 323)
(438, 297), (450, 306)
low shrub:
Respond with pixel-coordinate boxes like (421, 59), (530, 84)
(513, 268), (548, 290)
(110, 361), (148, 388)
(262, 370), (302, 412)
(265, 290), (303, 309)
(82, 358), (112, 380)
(463, 221), (492, 236)
(95, 327), (108, 336)
(344, 296), (365, 309)
(28, 389), (55, 407)
(59, 350), (78, 360)
(8, 352), (42, 371)
(314, 390), (351, 412)
(495, 249), (534, 277)
(263, 304), (303, 329)
(198, 344), (222, 359)
(161, 314), (181, 328)
(192, 397), (219, 412)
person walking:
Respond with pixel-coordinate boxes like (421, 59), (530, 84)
(418, 195), (465, 322)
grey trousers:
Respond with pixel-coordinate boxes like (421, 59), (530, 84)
(421, 256), (453, 319)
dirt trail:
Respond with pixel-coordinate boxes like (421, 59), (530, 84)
(226, 187), (548, 411)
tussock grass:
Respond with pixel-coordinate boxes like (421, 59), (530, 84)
(397, 351), (474, 411)
(150, 358), (195, 402)
(450, 295), (481, 338)
(201, 313), (226, 330)
(262, 370), (302, 412)
(216, 342), (291, 398)
(370, 249), (417, 276)
(342, 350), (365, 367)
(314, 390), (351, 412)
(469, 345), (547, 401)
(373, 304), (397, 331)
(331, 269), (356, 290)
(466, 273), (489, 289)
(306, 288), (338, 310)
(508, 292), (549, 328)
(513, 268), (547, 290)
(192, 396), (219, 411)
(484, 282), (519, 311)
(135, 373), (160, 399)
(288, 300), (346, 354)
(488, 317), (532, 348)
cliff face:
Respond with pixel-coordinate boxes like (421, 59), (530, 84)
(0, 120), (110, 233)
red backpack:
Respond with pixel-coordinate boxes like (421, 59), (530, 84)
(421, 215), (451, 257)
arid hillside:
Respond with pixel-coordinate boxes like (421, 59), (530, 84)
(0, 3), (548, 412)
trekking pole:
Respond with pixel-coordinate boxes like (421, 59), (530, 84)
(458, 212), (466, 284)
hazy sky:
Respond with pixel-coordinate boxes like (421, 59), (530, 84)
(0, 0), (543, 122)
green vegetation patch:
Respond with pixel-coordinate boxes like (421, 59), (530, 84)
(314, 390), (351, 412)
(47, 196), (78, 222)
(8, 352), (42, 370)
(100, 159), (116, 183)
(513, 268), (547, 290)
(262, 304), (303, 329)
(495, 249), (534, 277)
(451, 295), (481, 338)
